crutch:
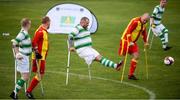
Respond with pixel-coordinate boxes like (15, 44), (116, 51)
(149, 34), (154, 49)
(12, 48), (17, 97)
(24, 82), (27, 93)
(147, 23), (155, 49)
(35, 59), (44, 96)
(144, 48), (148, 79)
(144, 25), (151, 80)
(27, 60), (32, 88)
(120, 40), (129, 83)
(88, 64), (91, 80)
(66, 40), (71, 85)
(147, 25), (151, 42)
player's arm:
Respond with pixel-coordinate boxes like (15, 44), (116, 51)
(126, 20), (138, 46)
(68, 36), (75, 51)
(11, 32), (25, 60)
(68, 28), (79, 51)
(68, 27), (79, 40)
(151, 7), (158, 28)
(142, 28), (149, 48)
(32, 31), (43, 59)
(150, 17), (154, 26)
(150, 18), (156, 28)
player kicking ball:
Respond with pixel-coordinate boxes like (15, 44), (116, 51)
(118, 13), (149, 80)
(68, 17), (123, 71)
(150, 0), (172, 51)
(10, 18), (32, 99)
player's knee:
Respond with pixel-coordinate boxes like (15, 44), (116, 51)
(40, 74), (44, 79)
(24, 77), (29, 81)
(95, 55), (102, 61)
(21, 75), (29, 81)
(133, 53), (139, 60)
(165, 29), (168, 33)
(134, 56), (139, 60)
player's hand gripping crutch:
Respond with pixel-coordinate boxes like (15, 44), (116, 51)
(34, 52), (44, 96)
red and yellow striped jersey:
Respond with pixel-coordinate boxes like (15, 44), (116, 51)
(121, 17), (147, 43)
(32, 25), (49, 60)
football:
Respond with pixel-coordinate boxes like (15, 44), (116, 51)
(164, 56), (174, 65)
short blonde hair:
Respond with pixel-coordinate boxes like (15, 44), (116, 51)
(21, 18), (31, 27)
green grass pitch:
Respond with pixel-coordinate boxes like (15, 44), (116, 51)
(0, 0), (180, 99)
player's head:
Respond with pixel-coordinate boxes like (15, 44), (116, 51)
(160, 0), (167, 7)
(42, 16), (50, 29)
(140, 13), (150, 24)
(80, 17), (89, 29)
(21, 18), (31, 30)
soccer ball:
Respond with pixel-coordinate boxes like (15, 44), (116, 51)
(164, 56), (174, 65)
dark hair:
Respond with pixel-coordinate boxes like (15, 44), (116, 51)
(81, 17), (89, 21)
(21, 18), (31, 27)
(42, 16), (50, 24)
(161, 0), (167, 2)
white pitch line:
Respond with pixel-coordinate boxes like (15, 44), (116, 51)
(47, 71), (156, 100)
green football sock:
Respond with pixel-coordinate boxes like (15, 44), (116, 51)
(159, 32), (167, 48)
(14, 78), (25, 93)
(160, 28), (169, 48)
(100, 57), (117, 68)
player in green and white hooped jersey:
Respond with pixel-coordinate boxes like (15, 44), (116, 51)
(150, 0), (172, 51)
(69, 17), (123, 71)
(10, 18), (32, 99)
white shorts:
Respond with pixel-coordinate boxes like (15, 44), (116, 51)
(76, 47), (100, 65)
(16, 54), (29, 73)
(151, 24), (167, 36)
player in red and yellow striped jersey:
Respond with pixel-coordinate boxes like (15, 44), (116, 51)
(118, 13), (149, 80)
(26, 16), (50, 99)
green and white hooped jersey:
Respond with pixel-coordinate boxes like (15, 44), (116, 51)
(13, 29), (32, 56)
(69, 24), (92, 50)
(152, 5), (165, 25)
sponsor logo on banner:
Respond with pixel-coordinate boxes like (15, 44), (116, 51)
(46, 3), (98, 34)
(60, 16), (76, 27)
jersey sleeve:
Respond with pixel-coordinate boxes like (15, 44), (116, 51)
(126, 20), (138, 43)
(69, 28), (79, 38)
(14, 32), (25, 44)
(152, 7), (158, 18)
(32, 31), (43, 49)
